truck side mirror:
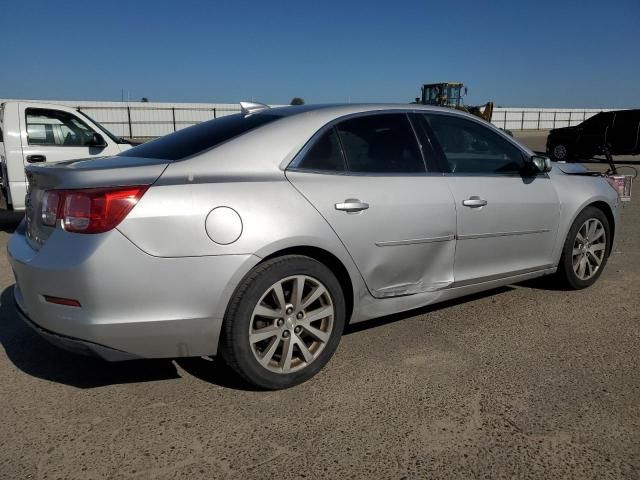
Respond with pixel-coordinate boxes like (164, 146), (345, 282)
(88, 132), (107, 149)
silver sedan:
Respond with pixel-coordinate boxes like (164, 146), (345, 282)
(8, 103), (620, 389)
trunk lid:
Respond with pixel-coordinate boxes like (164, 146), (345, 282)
(25, 156), (169, 250)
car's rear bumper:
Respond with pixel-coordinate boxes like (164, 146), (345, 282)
(14, 294), (139, 361)
(8, 227), (260, 360)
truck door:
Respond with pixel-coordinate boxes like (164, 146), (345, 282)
(578, 112), (612, 157)
(19, 105), (122, 167)
(608, 110), (640, 154)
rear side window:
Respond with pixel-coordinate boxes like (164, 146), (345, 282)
(120, 113), (283, 160)
(296, 128), (345, 172)
(335, 114), (425, 173)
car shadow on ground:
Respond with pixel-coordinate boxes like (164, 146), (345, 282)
(0, 285), (181, 389)
(516, 276), (570, 291)
(0, 284), (275, 391)
(343, 285), (514, 335)
(0, 280), (558, 390)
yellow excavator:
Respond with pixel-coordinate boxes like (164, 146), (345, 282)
(415, 82), (494, 122)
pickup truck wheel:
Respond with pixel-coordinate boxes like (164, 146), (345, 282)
(551, 143), (570, 161)
(556, 206), (611, 289)
(219, 255), (345, 390)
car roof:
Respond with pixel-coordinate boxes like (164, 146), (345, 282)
(245, 103), (487, 135)
(265, 103), (472, 119)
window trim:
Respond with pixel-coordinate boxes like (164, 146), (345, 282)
(287, 110), (431, 176)
(408, 112), (450, 173)
(25, 108), (98, 147)
(419, 111), (538, 178)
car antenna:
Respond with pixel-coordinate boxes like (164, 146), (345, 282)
(240, 101), (270, 116)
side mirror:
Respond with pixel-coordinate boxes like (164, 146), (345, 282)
(88, 132), (107, 148)
(530, 155), (552, 174)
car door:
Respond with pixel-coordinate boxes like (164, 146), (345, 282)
(287, 112), (457, 298)
(419, 113), (560, 285)
(20, 106), (121, 166)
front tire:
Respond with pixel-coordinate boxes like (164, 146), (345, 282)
(556, 206), (611, 289)
(219, 255), (345, 390)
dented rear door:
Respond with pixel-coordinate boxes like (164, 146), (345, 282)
(289, 173), (457, 297)
(287, 112), (457, 298)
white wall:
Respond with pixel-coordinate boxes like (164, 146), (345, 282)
(491, 107), (611, 131)
(1, 99), (614, 136)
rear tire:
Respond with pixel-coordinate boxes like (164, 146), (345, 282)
(556, 206), (611, 289)
(219, 255), (345, 390)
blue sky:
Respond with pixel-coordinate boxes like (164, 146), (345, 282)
(2, 0), (638, 107)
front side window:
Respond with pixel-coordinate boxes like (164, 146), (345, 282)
(26, 108), (95, 146)
(423, 114), (524, 174)
(335, 114), (425, 173)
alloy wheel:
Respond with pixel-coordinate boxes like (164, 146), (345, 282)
(553, 144), (568, 160)
(249, 275), (334, 373)
(572, 218), (607, 281)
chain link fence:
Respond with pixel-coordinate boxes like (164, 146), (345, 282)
(76, 105), (242, 140)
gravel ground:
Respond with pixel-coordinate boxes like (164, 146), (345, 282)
(0, 133), (638, 479)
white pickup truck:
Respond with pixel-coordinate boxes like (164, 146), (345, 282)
(0, 101), (133, 210)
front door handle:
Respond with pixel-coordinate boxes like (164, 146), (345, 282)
(462, 196), (488, 208)
(335, 199), (369, 213)
(26, 155), (46, 163)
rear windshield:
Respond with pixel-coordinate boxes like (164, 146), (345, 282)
(120, 112), (284, 160)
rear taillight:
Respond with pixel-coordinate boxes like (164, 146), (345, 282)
(41, 186), (148, 234)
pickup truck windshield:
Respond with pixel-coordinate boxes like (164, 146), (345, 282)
(119, 112), (284, 161)
(77, 110), (126, 144)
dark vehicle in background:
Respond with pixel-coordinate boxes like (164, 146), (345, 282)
(547, 109), (640, 161)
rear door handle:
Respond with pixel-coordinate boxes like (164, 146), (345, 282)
(26, 155), (46, 163)
(335, 199), (369, 213)
(462, 196), (488, 208)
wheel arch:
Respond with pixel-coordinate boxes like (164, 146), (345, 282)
(260, 246), (356, 325)
(587, 200), (616, 255)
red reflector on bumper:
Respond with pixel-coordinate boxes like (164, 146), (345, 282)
(43, 295), (81, 307)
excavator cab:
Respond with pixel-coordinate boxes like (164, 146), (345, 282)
(420, 83), (467, 108)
